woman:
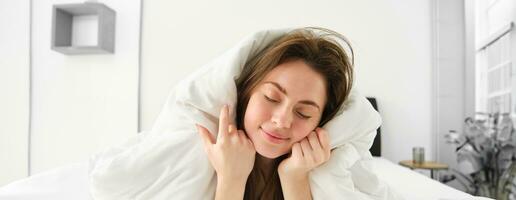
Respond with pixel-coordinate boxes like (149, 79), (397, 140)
(196, 27), (354, 200)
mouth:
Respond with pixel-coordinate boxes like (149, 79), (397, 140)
(260, 127), (289, 144)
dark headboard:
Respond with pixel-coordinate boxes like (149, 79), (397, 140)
(366, 97), (381, 157)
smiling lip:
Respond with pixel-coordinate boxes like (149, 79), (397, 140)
(260, 128), (289, 144)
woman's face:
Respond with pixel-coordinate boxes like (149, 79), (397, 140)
(243, 59), (327, 159)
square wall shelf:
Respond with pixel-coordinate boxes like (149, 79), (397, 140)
(51, 2), (116, 55)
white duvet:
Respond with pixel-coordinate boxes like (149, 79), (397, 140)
(89, 28), (400, 199)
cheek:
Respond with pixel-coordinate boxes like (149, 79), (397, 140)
(243, 95), (270, 130)
(289, 123), (316, 142)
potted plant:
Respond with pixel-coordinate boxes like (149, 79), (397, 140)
(444, 113), (516, 199)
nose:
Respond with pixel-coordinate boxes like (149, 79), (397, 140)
(271, 105), (293, 129)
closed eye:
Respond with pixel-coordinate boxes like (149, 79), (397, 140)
(265, 95), (312, 119)
(264, 95), (279, 103)
(297, 111), (311, 119)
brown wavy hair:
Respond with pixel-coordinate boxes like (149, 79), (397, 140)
(235, 27), (354, 200)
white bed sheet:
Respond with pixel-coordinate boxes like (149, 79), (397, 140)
(0, 162), (90, 200)
(0, 158), (488, 200)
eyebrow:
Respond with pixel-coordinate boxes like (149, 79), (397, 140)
(263, 81), (321, 110)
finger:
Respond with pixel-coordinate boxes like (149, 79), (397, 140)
(229, 128), (241, 143)
(237, 130), (246, 142)
(228, 124), (235, 134)
(239, 130), (253, 149)
(316, 128), (331, 160)
(300, 138), (313, 152)
(235, 129), (242, 142)
(316, 128), (330, 151)
(239, 129), (250, 139)
(242, 130), (255, 146)
(292, 143), (303, 157)
(308, 131), (324, 156)
(300, 139), (313, 161)
(196, 124), (215, 147)
(217, 105), (229, 140)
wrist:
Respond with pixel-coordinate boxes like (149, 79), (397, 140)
(278, 171), (312, 200)
(278, 169), (309, 182)
(215, 176), (247, 200)
(217, 175), (247, 188)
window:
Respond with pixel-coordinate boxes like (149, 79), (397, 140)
(475, 0), (514, 114)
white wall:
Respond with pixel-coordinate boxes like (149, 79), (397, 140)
(30, 0), (141, 174)
(140, 0), (434, 163)
(0, 0), (30, 186)
(433, 0), (466, 189)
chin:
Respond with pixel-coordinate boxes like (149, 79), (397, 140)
(247, 127), (289, 159)
(255, 146), (287, 159)
(257, 152), (280, 159)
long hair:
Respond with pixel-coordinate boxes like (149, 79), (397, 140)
(235, 27), (354, 200)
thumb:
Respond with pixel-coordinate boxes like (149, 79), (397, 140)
(196, 124), (215, 147)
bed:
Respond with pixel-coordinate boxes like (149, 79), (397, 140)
(0, 157), (482, 200)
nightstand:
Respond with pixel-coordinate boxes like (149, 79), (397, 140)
(399, 160), (449, 179)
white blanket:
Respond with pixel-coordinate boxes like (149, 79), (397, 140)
(89, 28), (400, 199)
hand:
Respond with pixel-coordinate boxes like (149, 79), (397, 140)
(196, 105), (256, 183)
(278, 128), (331, 179)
